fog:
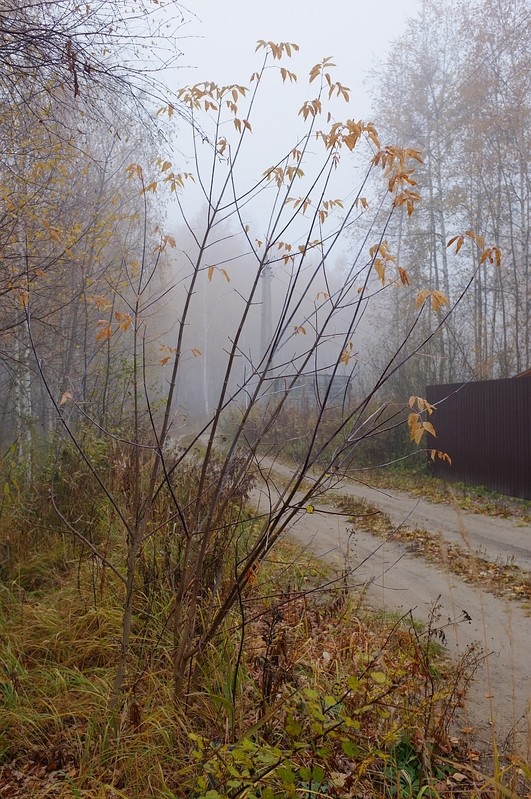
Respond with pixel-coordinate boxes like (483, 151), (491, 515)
(146, 1), (426, 431)
(150, 210), (377, 431)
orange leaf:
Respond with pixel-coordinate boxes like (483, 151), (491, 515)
(18, 290), (29, 309)
(430, 290), (448, 312)
(397, 267), (410, 286)
(373, 258), (386, 285)
(96, 321), (112, 342)
(115, 311), (132, 332)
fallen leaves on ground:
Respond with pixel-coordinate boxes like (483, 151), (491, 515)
(0, 759), (76, 798)
(341, 496), (531, 608)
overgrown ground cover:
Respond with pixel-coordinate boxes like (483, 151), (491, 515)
(1, 461), (530, 798)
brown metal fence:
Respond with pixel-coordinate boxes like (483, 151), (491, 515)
(425, 377), (531, 500)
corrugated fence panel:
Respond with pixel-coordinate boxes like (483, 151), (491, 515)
(426, 378), (531, 500)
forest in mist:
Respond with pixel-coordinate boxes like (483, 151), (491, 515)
(0, 1), (529, 796)
(1, 0), (528, 471)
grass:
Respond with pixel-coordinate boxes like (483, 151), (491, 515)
(0, 548), (525, 799)
(357, 464), (531, 524)
(0, 467), (529, 798)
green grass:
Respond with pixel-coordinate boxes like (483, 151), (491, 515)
(358, 464), (531, 523)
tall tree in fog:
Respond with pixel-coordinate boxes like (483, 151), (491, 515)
(370, 0), (530, 382)
(0, 1), (185, 468)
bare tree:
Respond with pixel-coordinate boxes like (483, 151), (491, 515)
(11, 34), (500, 714)
(0, 0), (187, 115)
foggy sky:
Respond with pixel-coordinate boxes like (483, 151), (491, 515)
(165, 0), (423, 236)
(177, 0), (422, 119)
(155, 0), (425, 418)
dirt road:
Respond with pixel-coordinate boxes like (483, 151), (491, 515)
(326, 478), (531, 571)
(252, 466), (531, 758)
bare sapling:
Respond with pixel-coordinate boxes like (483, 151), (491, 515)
(21, 39), (502, 710)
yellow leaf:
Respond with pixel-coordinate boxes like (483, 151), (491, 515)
(126, 163), (143, 179)
(407, 412), (424, 445)
(96, 322), (112, 342)
(18, 290), (29, 309)
(160, 356), (170, 366)
(220, 268), (231, 283)
(207, 266), (215, 282)
(409, 395), (435, 415)
(397, 267), (410, 286)
(142, 181), (158, 194)
(42, 220), (61, 242)
(422, 421), (436, 437)
(191, 348), (202, 357)
(373, 258), (386, 285)
(340, 349), (352, 365)
(59, 391), (73, 407)
(306, 505), (314, 514)
(90, 295), (112, 311)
